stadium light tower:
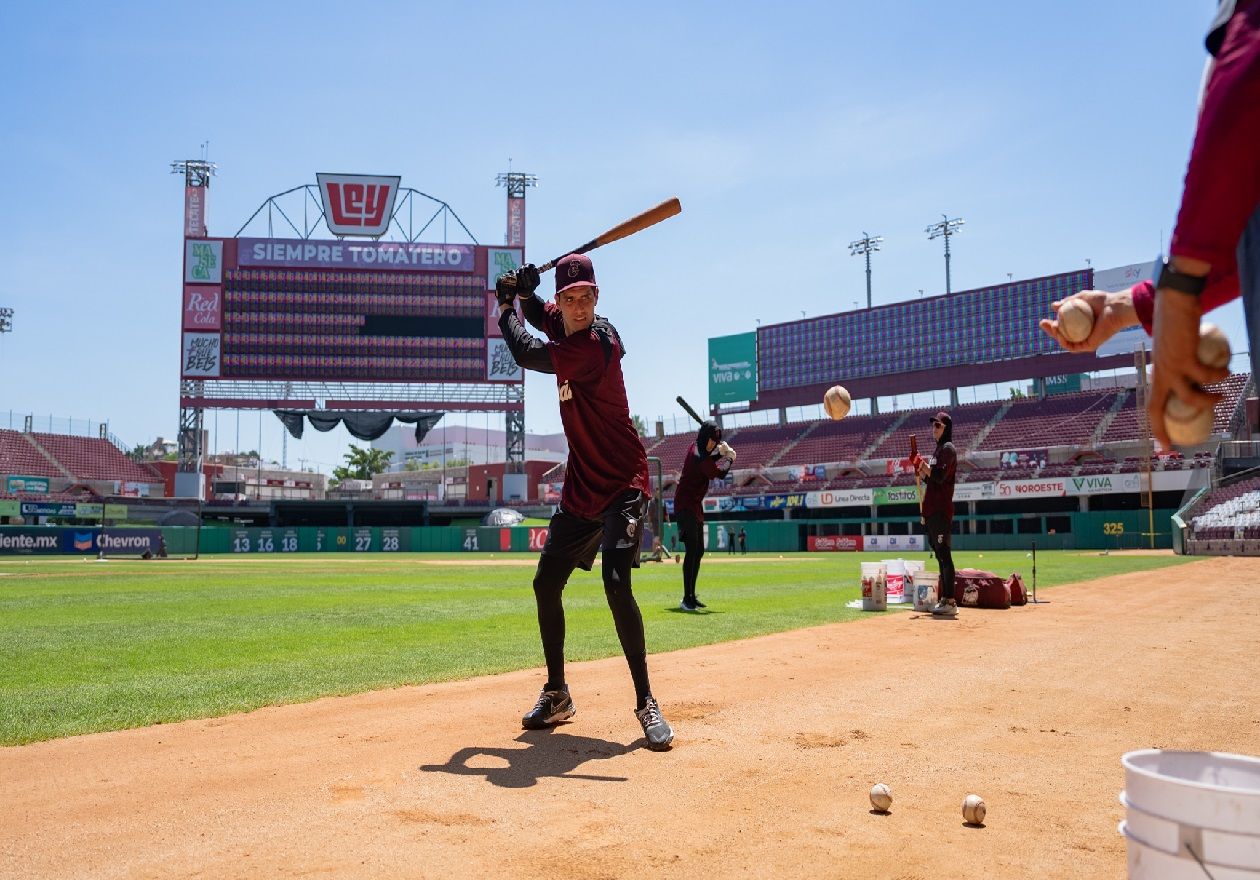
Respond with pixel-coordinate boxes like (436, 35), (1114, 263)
(926, 214), (965, 294)
(848, 231), (883, 309)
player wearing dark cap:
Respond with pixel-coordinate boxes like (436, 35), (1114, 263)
(494, 254), (673, 751)
(673, 420), (736, 611)
(917, 411), (958, 617)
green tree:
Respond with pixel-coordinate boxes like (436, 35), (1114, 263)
(631, 414), (647, 438)
(332, 444), (394, 481)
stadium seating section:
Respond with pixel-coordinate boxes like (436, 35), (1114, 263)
(1, 429), (161, 484)
(642, 373), (1252, 500)
(1187, 476), (1260, 541)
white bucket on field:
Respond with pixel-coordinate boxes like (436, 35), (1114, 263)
(882, 558), (906, 603)
(1120, 749), (1260, 878)
(860, 561), (886, 612)
(911, 571), (939, 611)
(902, 560), (924, 604)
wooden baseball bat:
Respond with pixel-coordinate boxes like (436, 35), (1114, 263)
(676, 395), (705, 425)
(910, 434), (924, 514)
(538, 198), (682, 273)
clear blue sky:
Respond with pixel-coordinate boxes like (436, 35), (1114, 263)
(0, 1), (1241, 474)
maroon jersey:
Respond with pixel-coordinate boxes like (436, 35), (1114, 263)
(921, 440), (957, 519)
(499, 302), (650, 520)
(673, 442), (728, 521)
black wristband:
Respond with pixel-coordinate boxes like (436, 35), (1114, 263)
(1157, 261), (1207, 297)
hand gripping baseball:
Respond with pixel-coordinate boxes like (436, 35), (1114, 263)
(717, 441), (737, 463)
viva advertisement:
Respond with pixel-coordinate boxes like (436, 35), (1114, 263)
(708, 332), (757, 405)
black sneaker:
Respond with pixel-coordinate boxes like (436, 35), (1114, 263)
(691, 596), (707, 608)
(679, 599), (698, 612)
(521, 687), (575, 729)
(635, 696), (674, 751)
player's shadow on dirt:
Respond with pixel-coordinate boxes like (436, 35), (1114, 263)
(419, 728), (637, 789)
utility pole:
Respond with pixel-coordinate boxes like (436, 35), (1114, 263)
(848, 232), (883, 309)
(926, 214), (965, 294)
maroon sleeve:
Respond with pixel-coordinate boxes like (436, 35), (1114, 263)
(1168, 2), (1260, 304)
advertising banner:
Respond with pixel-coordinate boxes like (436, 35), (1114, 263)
(5, 476), (50, 494)
(238, 238), (474, 271)
(1044, 375), (1082, 395)
(807, 535), (863, 552)
(805, 487), (874, 508)
(181, 332), (222, 378)
(0, 501), (19, 517)
(863, 534), (926, 552)
(184, 185), (207, 238)
(0, 529), (62, 554)
(21, 502), (77, 517)
(183, 285), (222, 331)
(487, 248), (522, 289)
(873, 486), (921, 506)
(995, 478), (1067, 499)
(486, 338), (523, 381)
(708, 332), (757, 405)
(1065, 473), (1141, 495)
(1000, 449), (1049, 469)
(507, 196), (526, 246)
(316, 173), (400, 237)
(185, 240), (222, 284)
(954, 481), (998, 502)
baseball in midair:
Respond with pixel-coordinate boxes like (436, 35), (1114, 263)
(1056, 298), (1095, 344)
(1164, 395), (1214, 446)
(824, 385), (852, 420)
(962, 793), (987, 825)
(1198, 323), (1231, 370)
(869, 783), (892, 812)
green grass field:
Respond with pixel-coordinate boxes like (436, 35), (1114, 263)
(0, 550), (1194, 745)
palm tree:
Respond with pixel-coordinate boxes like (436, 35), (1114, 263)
(332, 444), (394, 481)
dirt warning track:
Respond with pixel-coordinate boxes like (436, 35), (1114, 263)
(2, 557), (1258, 879)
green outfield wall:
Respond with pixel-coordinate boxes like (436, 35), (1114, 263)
(0, 508), (1176, 556)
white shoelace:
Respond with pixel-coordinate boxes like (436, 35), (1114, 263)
(639, 700), (662, 727)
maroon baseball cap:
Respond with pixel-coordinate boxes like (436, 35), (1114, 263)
(555, 253), (597, 295)
(930, 411), (951, 426)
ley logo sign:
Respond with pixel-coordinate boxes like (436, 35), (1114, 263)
(317, 173), (400, 237)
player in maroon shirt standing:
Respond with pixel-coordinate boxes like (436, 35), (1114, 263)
(673, 421), (736, 611)
(495, 254), (673, 751)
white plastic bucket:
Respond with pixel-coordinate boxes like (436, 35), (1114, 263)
(912, 571), (939, 611)
(860, 561), (886, 611)
(1120, 821), (1260, 879)
(1123, 750), (1260, 836)
(1120, 792), (1260, 870)
(882, 559), (906, 603)
(902, 561), (925, 604)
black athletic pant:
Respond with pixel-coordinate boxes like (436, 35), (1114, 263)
(677, 510), (704, 602)
(531, 491), (652, 706)
(924, 512), (956, 601)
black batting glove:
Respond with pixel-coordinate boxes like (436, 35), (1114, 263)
(495, 273), (518, 307)
(516, 264), (541, 297)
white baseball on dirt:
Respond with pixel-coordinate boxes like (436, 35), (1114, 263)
(1164, 395), (1214, 446)
(824, 385), (852, 420)
(869, 783), (892, 812)
(962, 794), (987, 825)
(1056, 298), (1094, 344)
(1198, 323), (1231, 370)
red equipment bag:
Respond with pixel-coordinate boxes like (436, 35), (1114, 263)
(1007, 573), (1028, 606)
(954, 568), (1011, 609)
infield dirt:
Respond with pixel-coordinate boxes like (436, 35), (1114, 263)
(3, 556), (1258, 878)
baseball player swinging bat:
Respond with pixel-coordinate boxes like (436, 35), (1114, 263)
(536, 198), (682, 273)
